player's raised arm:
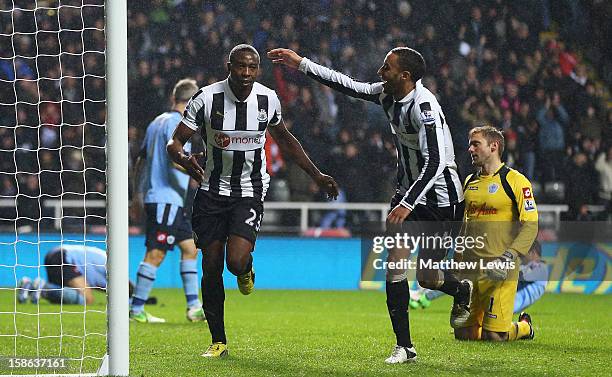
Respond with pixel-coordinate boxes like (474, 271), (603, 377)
(267, 48), (383, 103)
(267, 121), (339, 200)
(167, 122), (204, 183)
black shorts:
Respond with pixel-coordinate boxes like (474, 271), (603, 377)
(145, 203), (193, 251)
(390, 192), (465, 261)
(191, 190), (264, 249)
(44, 249), (81, 286)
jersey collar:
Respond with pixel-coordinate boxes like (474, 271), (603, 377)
(223, 78), (255, 103)
(476, 162), (505, 178)
(492, 163), (506, 176)
(395, 79), (423, 103)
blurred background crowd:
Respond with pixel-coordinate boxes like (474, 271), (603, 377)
(0, 0), (610, 228)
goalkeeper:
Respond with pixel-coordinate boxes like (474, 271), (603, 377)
(454, 126), (538, 342)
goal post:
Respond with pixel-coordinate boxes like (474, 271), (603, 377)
(0, 1), (129, 376)
(105, 0), (129, 375)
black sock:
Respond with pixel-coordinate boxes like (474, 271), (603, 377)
(438, 270), (460, 297)
(201, 270), (226, 344)
(386, 279), (412, 348)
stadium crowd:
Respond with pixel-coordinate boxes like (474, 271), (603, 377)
(0, 1), (610, 227)
(126, 0), (610, 218)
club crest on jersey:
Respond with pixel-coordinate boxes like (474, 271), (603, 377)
(214, 132), (231, 149)
(488, 183), (499, 194)
(257, 109), (268, 122)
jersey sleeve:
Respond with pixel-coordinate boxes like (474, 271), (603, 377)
(299, 57), (383, 104)
(508, 172), (539, 255)
(268, 92), (282, 126)
(138, 127), (149, 159)
(399, 101), (448, 210)
(181, 91), (206, 131)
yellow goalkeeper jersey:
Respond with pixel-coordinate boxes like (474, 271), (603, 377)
(463, 164), (538, 258)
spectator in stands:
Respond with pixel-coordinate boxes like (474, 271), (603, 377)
(2, 1), (610, 224)
(565, 152), (598, 219)
(537, 95), (569, 182)
(595, 146), (612, 212)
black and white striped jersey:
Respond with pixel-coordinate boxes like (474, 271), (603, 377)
(181, 79), (282, 200)
(298, 58), (464, 210)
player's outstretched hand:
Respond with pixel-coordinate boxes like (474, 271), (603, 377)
(315, 173), (339, 200)
(267, 48), (303, 69)
(181, 153), (205, 183)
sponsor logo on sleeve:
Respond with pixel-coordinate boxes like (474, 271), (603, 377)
(522, 187), (533, 199)
(524, 199), (535, 212)
(420, 110), (435, 124)
(419, 102), (435, 124)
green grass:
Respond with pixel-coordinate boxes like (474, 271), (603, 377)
(1, 290), (610, 376)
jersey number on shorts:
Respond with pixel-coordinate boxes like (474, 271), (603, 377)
(245, 208), (262, 232)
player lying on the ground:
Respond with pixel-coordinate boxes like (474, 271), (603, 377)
(410, 241), (548, 313)
(18, 244), (108, 305)
(514, 241), (548, 313)
(18, 245), (160, 306)
(129, 78), (205, 324)
(454, 126), (538, 342)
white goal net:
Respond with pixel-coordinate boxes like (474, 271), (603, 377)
(0, 1), (123, 375)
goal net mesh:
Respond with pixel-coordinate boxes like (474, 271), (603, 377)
(0, 0), (108, 375)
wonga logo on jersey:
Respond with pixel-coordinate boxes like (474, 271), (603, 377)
(214, 133), (231, 148)
(210, 130), (266, 151)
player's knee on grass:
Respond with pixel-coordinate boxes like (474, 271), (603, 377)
(454, 326), (480, 341)
(481, 329), (508, 342)
(144, 248), (167, 267)
(416, 269), (443, 290)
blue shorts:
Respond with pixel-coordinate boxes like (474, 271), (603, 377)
(145, 203), (193, 251)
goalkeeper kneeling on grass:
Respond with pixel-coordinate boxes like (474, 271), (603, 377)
(453, 126), (538, 342)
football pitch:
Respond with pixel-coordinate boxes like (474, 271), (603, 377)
(1, 290), (610, 376)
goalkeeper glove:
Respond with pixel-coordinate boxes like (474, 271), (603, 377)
(486, 250), (516, 281)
